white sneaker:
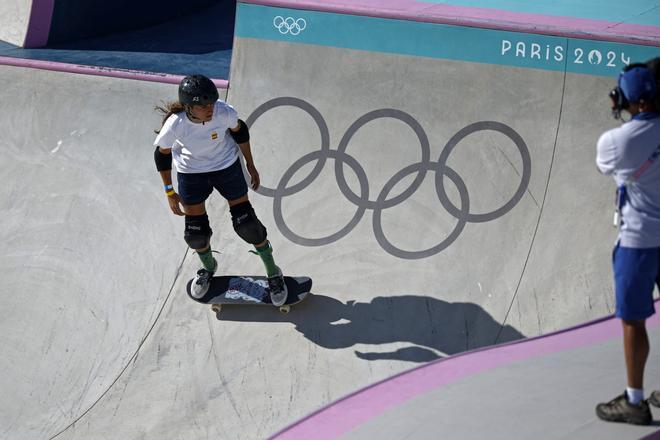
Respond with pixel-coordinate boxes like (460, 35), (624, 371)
(267, 267), (288, 307)
(190, 259), (217, 299)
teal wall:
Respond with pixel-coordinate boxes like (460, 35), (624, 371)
(236, 3), (660, 77)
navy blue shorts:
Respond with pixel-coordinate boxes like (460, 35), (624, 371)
(613, 244), (659, 321)
(177, 159), (248, 205)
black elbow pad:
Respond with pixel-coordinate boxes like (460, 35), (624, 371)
(154, 147), (172, 171)
(229, 119), (250, 144)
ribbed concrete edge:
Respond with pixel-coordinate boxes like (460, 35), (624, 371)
(0, 55), (230, 87)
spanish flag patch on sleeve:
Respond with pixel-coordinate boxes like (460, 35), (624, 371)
(211, 132), (218, 140)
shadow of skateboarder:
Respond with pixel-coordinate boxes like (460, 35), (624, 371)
(213, 293), (524, 363)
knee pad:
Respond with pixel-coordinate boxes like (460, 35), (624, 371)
(230, 202), (267, 245)
(184, 214), (212, 250)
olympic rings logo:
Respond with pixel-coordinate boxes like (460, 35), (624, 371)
(273, 16), (307, 35)
(246, 97), (531, 260)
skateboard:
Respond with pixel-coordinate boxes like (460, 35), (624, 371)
(186, 275), (312, 314)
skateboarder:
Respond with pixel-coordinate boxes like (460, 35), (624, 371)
(595, 64), (660, 425)
(153, 74), (288, 306)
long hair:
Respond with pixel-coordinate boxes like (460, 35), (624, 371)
(154, 101), (186, 134)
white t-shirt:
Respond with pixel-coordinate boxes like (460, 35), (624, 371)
(596, 115), (660, 248)
(154, 100), (240, 173)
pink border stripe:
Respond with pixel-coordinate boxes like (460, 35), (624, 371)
(243, 0), (660, 46)
(23, 0), (55, 48)
(271, 305), (660, 439)
(0, 56), (229, 88)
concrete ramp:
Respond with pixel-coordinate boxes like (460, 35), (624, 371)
(272, 309), (660, 439)
(0, 0), (35, 46)
(0, 67), (188, 439)
(1, 2), (659, 439)
(229, 2), (653, 342)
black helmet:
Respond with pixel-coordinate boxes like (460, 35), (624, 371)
(178, 74), (219, 106)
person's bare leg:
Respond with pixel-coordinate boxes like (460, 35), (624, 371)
(622, 319), (649, 391)
(595, 317), (652, 425)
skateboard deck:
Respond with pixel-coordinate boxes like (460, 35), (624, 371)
(186, 275), (312, 314)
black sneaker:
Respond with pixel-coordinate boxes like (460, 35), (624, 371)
(596, 392), (652, 425)
(649, 391), (660, 408)
(267, 268), (288, 307)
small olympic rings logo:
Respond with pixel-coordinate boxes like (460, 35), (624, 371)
(246, 97), (531, 260)
(273, 16), (307, 35)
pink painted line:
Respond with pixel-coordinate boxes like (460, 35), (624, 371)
(0, 56), (229, 88)
(23, 0), (55, 48)
(242, 0), (660, 46)
(271, 305), (660, 439)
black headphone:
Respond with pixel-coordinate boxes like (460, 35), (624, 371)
(609, 63), (648, 119)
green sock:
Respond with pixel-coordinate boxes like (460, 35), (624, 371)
(198, 248), (216, 272)
(255, 242), (279, 277)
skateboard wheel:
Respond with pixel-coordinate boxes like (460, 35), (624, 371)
(211, 304), (222, 314)
(279, 305), (290, 314)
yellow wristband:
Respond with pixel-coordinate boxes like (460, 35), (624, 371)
(165, 189), (175, 197)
